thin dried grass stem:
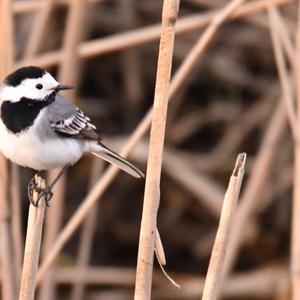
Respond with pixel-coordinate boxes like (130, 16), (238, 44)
(0, 1), (17, 299)
(24, 0), (56, 58)
(134, 1), (179, 299)
(267, 0), (297, 136)
(0, 0), (14, 74)
(11, 164), (23, 281)
(222, 102), (287, 283)
(36, 166), (119, 283)
(58, 0), (87, 86)
(268, 0), (296, 66)
(169, 0), (246, 97)
(202, 154), (246, 300)
(70, 159), (104, 300)
(168, 0), (245, 121)
(18, 176), (46, 300)
(12, 0), (102, 14)
(23, 265), (290, 299)
(291, 3), (300, 299)
(0, 213), (16, 300)
(39, 1), (88, 298)
(292, 136), (300, 300)
(267, 3), (300, 298)
(39, 174), (65, 300)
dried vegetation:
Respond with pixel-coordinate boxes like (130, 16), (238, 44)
(0, 0), (298, 299)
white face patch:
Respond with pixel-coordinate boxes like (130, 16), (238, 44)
(0, 72), (59, 103)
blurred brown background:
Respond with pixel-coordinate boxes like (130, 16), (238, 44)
(0, 0), (298, 299)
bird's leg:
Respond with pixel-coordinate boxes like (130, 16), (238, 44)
(28, 165), (70, 207)
(28, 171), (44, 206)
(36, 164), (70, 206)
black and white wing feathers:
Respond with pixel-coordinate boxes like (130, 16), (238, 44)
(50, 107), (99, 140)
(47, 95), (144, 178)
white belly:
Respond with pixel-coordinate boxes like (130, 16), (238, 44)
(0, 113), (85, 170)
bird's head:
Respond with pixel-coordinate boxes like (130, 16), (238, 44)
(0, 66), (73, 103)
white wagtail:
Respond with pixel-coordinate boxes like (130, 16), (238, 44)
(0, 66), (144, 205)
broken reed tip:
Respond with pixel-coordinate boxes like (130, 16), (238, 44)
(233, 152), (247, 176)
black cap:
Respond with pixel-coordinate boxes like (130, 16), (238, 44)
(4, 66), (46, 87)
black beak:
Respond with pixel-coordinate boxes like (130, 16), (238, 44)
(53, 84), (74, 92)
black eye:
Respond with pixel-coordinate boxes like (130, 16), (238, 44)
(36, 83), (43, 90)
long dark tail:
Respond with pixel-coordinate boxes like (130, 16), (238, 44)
(91, 143), (144, 178)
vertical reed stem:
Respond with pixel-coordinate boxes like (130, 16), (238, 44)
(19, 175), (46, 300)
(40, 1), (87, 298)
(11, 164), (23, 282)
(202, 154), (246, 300)
(0, 1), (17, 299)
(291, 3), (300, 299)
(70, 160), (104, 300)
(134, 1), (179, 299)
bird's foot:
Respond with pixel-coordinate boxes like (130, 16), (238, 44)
(28, 176), (53, 207)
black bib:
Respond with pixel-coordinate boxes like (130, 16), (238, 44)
(1, 93), (55, 134)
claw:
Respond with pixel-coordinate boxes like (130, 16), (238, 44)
(28, 177), (39, 206)
(27, 176), (53, 207)
(35, 187), (53, 207)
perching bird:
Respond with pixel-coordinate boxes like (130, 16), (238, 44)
(0, 66), (144, 205)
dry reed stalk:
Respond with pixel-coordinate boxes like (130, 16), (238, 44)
(29, 265), (288, 299)
(24, 0), (57, 58)
(193, 90), (277, 172)
(267, 2), (296, 66)
(222, 102), (287, 283)
(134, 0), (179, 299)
(188, 0), (290, 32)
(118, 0), (143, 126)
(25, 265), (289, 299)
(154, 266), (288, 299)
(36, 166), (119, 283)
(29, 265), (289, 293)
(39, 1), (88, 299)
(0, 0), (14, 73)
(169, 86), (274, 152)
(0, 208), (16, 300)
(1, 6), (22, 283)
(39, 178), (65, 300)
(274, 275), (290, 300)
(12, 0), (101, 14)
(202, 153), (246, 300)
(57, 0), (87, 87)
(267, 3), (298, 298)
(11, 164), (23, 281)
(292, 2), (300, 299)
(37, 0), (264, 280)
(3, 262), (292, 299)
(15, 0), (294, 69)
(268, 0), (297, 135)
(167, 0), (246, 125)
(18, 176), (46, 300)
(161, 149), (224, 217)
(70, 159), (104, 300)
(12, 0), (290, 16)
(0, 1), (17, 299)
